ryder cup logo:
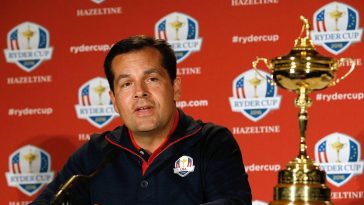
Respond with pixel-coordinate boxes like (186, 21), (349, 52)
(229, 69), (281, 122)
(173, 155), (195, 177)
(5, 145), (54, 196)
(4, 22), (53, 72)
(315, 132), (364, 187)
(311, 2), (362, 55)
(75, 77), (118, 128)
(155, 12), (202, 63)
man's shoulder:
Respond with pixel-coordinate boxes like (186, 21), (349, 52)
(200, 122), (231, 137)
(69, 127), (123, 172)
(197, 121), (236, 145)
(198, 122), (242, 160)
(89, 126), (123, 149)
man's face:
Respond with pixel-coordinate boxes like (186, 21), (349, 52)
(109, 47), (180, 136)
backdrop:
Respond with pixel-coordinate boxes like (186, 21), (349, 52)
(1, 0), (363, 204)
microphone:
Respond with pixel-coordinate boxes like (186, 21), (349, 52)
(50, 148), (118, 205)
(50, 174), (90, 205)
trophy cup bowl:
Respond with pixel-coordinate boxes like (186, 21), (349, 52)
(272, 49), (336, 92)
(252, 16), (356, 205)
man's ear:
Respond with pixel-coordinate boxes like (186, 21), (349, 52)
(109, 90), (119, 114)
(173, 77), (181, 101)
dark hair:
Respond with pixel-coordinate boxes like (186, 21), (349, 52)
(104, 35), (177, 92)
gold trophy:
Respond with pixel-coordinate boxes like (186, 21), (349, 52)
(252, 16), (355, 205)
(331, 137), (345, 163)
(23, 148), (37, 173)
(93, 81), (106, 105)
(249, 74), (262, 98)
(170, 16), (184, 41)
(22, 24), (35, 50)
(329, 5), (344, 31)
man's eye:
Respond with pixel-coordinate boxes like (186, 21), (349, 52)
(121, 82), (132, 88)
(147, 77), (159, 82)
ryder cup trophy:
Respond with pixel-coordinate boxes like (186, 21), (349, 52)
(252, 16), (355, 205)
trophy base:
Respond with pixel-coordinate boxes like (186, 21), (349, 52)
(270, 200), (332, 205)
(269, 158), (333, 205)
(269, 184), (333, 205)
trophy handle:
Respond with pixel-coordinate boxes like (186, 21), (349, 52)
(252, 57), (275, 85)
(332, 58), (356, 86)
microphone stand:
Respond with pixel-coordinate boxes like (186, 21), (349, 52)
(50, 148), (118, 205)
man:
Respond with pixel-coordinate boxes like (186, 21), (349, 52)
(31, 35), (252, 205)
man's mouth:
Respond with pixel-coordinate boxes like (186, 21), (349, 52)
(135, 106), (153, 112)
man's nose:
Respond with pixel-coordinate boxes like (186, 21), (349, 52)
(134, 82), (149, 99)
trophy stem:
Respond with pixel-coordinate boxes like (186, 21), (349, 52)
(296, 87), (311, 160)
(298, 111), (308, 159)
(270, 86), (332, 205)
